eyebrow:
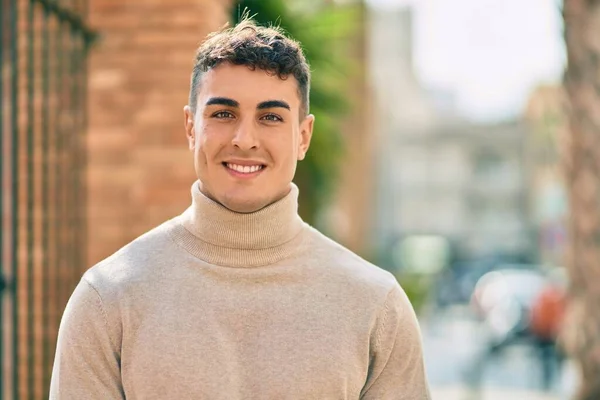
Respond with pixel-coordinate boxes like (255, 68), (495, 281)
(205, 97), (239, 107)
(205, 97), (291, 111)
(257, 100), (290, 111)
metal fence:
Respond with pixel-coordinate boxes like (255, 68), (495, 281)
(1, 0), (95, 398)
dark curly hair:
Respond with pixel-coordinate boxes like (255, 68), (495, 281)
(189, 19), (311, 117)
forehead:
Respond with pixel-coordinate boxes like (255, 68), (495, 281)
(197, 63), (301, 109)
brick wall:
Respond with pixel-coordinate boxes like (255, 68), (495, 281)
(87, 0), (232, 265)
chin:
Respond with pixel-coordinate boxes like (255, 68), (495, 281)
(220, 195), (270, 214)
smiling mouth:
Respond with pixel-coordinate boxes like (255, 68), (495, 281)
(223, 162), (266, 174)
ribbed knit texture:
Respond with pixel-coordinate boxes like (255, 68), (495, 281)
(173, 182), (305, 267)
(50, 181), (431, 399)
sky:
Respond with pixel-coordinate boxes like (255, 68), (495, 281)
(366, 0), (566, 123)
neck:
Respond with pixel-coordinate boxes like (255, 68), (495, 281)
(197, 180), (292, 215)
(171, 181), (306, 267)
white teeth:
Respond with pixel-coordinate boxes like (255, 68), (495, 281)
(226, 163), (263, 174)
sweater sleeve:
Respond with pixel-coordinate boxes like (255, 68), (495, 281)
(50, 278), (125, 400)
(360, 284), (431, 400)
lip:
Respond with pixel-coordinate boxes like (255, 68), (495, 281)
(223, 159), (267, 166)
(222, 161), (266, 179)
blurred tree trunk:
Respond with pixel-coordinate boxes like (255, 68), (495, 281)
(562, 1), (600, 399)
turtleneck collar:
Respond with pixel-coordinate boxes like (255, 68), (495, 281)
(169, 181), (307, 267)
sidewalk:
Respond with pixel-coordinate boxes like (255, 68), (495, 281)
(431, 385), (562, 400)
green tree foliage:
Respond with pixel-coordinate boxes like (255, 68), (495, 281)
(230, 0), (359, 225)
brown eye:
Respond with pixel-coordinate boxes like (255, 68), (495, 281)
(261, 113), (283, 122)
(213, 111), (234, 119)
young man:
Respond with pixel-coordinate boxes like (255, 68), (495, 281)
(50, 19), (431, 399)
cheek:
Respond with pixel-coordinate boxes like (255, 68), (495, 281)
(195, 126), (222, 165)
(195, 137), (209, 166)
(269, 134), (299, 170)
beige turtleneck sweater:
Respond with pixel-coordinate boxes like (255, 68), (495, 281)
(50, 182), (430, 399)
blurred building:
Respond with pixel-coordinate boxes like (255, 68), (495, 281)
(367, 6), (534, 270)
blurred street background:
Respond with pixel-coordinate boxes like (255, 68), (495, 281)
(2, 0), (600, 399)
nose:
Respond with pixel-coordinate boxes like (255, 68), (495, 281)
(231, 119), (259, 151)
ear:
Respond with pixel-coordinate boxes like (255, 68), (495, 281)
(297, 114), (315, 161)
(183, 105), (195, 151)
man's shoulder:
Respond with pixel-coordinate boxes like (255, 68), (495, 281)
(304, 226), (398, 294)
(82, 217), (180, 296)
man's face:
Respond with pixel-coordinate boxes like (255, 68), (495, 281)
(184, 63), (314, 213)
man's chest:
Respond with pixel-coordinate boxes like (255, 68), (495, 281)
(119, 294), (372, 399)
